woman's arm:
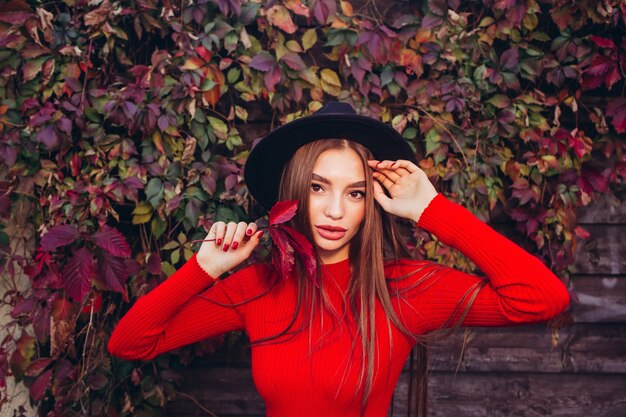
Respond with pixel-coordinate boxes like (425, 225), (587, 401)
(108, 222), (264, 360)
(371, 160), (570, 331)
(411, 194), (569, 330)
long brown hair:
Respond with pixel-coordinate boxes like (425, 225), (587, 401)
(276, 139), (441, 414)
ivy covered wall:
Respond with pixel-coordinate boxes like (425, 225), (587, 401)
(0, 0), (625, 415)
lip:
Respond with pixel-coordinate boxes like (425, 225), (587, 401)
(315, 225), (347, 240)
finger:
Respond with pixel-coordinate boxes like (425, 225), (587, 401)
(222, 222), (238, 252)
(239, 230), (265, 257)
(245, 222), (258, 239)
(389, 159), (418, 174)
(230, 222), (248, 250)
(372, 171), (395, 191)
(371, 166), (401, 183)
(372, 180), (391, 211)
(375, 160), (413, 177)
(212, 221), (226, 247)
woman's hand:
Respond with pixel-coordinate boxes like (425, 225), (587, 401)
(367, 159), (438, 223)
(196, 221), (264, 279)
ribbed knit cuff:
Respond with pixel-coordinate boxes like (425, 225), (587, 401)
(416, 193), (465, 247)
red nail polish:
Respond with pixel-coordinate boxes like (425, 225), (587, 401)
(232, 242), (238, 250)
(223, 244), (229, 252)
(246, 229), (252, 236)
(216, 238), (222, 246)
(258, 231), (264, 238)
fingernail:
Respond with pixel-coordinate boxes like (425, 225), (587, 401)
(246, 229), (252, 236)
(258, 231), (264, 239)
(216, 238), (222, 246)
(223, 244), (229, 252)
(232, 242), (239, 250)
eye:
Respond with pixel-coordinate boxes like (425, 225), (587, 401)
(310, 183), (324, 193)
(348, 190), (365, 200)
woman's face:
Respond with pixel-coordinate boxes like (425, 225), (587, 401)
(308, 147), (366, 264)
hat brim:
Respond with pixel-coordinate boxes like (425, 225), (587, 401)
(244, 112), (417, 210)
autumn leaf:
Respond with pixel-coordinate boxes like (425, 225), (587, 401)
(302, 28), (317, 51)
(266, 5), (297, 34)
(90, 225), (131, 258)
(320, 68), (341, 96)
(41, 225), (80, 251)
(61, 247), (95, 302)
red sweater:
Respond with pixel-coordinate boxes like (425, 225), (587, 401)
(108, 194), (570, 417)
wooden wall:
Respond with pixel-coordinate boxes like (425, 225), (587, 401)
(165, 188), (626, 417)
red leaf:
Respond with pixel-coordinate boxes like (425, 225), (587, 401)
(195, 45), (212, 62)
(41, 225), (79, 251)
(31, 368), (53, 401)
(606, 98), (626, 133)
(269, 200), (298, 225)
(270, 228), (295, 279)
(61, 247), (95, 302)
(282, 225), (318, 286)
(90, 225), (131, 257)
(96, 250), (128, 294)
(51, 297), (75, 321)
(589, 36), (615, 49)
(25, 358), (53, 378)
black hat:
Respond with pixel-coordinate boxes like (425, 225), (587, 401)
(244, 101), (417, 210)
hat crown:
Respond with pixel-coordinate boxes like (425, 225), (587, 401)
(315, 101), (356, 115)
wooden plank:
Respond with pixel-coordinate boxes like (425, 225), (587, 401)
(394, 372), (626, 417)
(570, 275), (626, 322)
(166, 368), (626, 417)
(574, 224), (626, 275)
(426, 324), (626, 374)
(577, 192), (626, 224)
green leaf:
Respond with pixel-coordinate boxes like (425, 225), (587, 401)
(151, 217), (167, 239)
(145, 178), (164, 208)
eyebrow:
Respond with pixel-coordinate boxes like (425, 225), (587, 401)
(311, 173), (366, 188)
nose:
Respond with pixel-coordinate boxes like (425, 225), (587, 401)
(323, 192), (344, 219)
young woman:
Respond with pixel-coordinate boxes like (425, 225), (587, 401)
(108, 102), (570, 417)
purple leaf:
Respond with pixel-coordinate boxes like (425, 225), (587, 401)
(250, 52), (276, 72)
(264, 65), (282, 91)
(282, 53), (306, 71)
(500, 47), (519, 71)
(0, 145), (17, 166)
(35, 125), (60, 149)
(146, 252), (162, 275)
(61, 248), (95, 302)
(96, 250), (128, 294)
(157, 114), (169, 131)
(312, 0), (336, 24)
(90, 225), (131, 257)
(41, 225), (79, 251)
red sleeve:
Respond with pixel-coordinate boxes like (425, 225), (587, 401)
(107, 254), (264, 360)
(390, 194), (570, 333)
